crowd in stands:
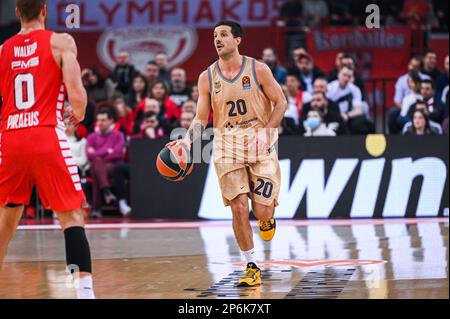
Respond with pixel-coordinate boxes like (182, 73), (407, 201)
(59, 45), (448, 219)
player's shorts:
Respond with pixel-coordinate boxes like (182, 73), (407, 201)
(214, 150), (281, 207)
(0, 126), (86, 211)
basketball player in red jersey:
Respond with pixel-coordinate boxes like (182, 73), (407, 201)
(0, 0), (95, 299)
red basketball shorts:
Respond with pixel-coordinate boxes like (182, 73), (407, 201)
(0, 126), (86, 211)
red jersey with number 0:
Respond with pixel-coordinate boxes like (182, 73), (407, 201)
(0, 30), (65, 133)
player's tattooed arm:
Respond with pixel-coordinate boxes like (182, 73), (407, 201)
(52, 33), (87, 123)
(254, 61), (288, 129)
(184, 70), (211, 144)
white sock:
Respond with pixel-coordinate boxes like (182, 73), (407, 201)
(76, 275), (96, 299)
(242, 248), (257, 264)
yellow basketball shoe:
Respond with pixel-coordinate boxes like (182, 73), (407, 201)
(259, 218), (276, 241)
(237, 262), (262, 287)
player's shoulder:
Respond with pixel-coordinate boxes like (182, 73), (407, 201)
(51, 32), (76, 51)
(253, 58), (271, 73)
(198, 70), (211, 92)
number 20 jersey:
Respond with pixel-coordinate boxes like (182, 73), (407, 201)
(0, 30), (65, 133)
(208, 56), (278, 163)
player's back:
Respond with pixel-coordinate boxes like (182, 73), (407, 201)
(0, 30), (65, 134)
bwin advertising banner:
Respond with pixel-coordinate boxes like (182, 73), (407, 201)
(130, 135), (449, 219)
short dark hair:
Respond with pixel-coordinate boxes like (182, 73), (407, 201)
(408, 72), (422, 85)
(421, 79), (435, 89)
(144, 111), (157, 119)
(312, 91), (327, 100)
(286, 73), (300, 82)
(16, 0), (46, 22)
(147, 60), (158, 66)
(97, 107), (115, 121)
(214, 20), (243, 38)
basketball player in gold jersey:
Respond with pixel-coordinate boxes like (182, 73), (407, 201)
(170, 21), (287, 287)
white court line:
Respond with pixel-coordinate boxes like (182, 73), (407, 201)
(16, 218), (448, 231)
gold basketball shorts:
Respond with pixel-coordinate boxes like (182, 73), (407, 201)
(214, 151), (281, 207)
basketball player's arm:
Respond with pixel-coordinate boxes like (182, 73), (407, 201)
(255, 61), (288, 129)
(53, 33), (87, 122)
(168, 71), (210, 148)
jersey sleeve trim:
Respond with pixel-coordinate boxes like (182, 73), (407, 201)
(251, 58), (264, 93)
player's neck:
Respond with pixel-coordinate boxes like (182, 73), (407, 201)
(19, 20), (46, 34)
(218, 53), (243, 73)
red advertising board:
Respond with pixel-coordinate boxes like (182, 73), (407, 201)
(306, 27), (413, 80)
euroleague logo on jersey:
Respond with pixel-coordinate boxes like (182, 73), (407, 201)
(97, 27), (198, 74)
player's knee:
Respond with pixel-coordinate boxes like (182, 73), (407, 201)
(56, 210), (85, 230)
(230, 200), (249, 222)
(253, 204), (274, 221)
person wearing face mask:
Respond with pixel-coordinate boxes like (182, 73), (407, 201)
(303, 109), (336, 136)
(261, 48), (287, 84)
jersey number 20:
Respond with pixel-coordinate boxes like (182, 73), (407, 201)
(227, 99), (247, 117)
(14, 73), (35, 110)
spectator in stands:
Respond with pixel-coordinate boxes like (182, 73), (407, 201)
(262, 48), (287, 84)
(300, 91), (347, 135)
(169, 68), (191, 107)
(190, 85), (199, 103)
(303, 109), (336, 137)
(87, 108), (126, 219)
(149, 80), (180, 125)
(133, 111), (166, 139)
(77, 99), (96, 138)
(82, 66), (116, 104)
(394, 55), (430, 107)
(179, 111), (195, 130)
(144, 61), (160, 86)
(125, 74), (148, 110)
(327, 53), (366, 99)
(308, 77), (341, 114)
(181, 100), (197, 115)
(113, 162), (131, 217)
(436, 55), (449, 102)
(112, 94), (134, 136)
(133, 97), (171, 135)
(327, 66), (374, 134)
(284, 73), (311, 128)
(402, 101), (443, 134)
(396, 72), (423, 130)
(289, 51), (324, 94)
(407, 79), (446, 124)
(64, 108), (89, 176)
(302, 0), (329, 28)
(155, 52), (171, 84)
(109, 51), (136, 95)
(421, 50), (442, 82)
(403, 109), (441, 135)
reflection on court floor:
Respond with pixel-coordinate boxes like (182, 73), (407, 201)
(0, 218), (448, 299)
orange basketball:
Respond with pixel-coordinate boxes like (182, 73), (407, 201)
(156, 143), (194, 181)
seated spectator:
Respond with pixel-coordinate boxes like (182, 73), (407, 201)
(302, 0), (329, 28)
(125, 74), (148, 110)
(132, 111), (166, 139)
(394, 55), (430, 107)
(310, 77), (341, 114)
(82, 66), (116, 104)
(190, 85), (199, 103)
(64, 108), (89, 176)
(155, 52), (171, 84)
(402, 101), (443, 134)
(288, 51), (324, 94)
(436, 55), (449, 102)
(403, 109), (441, 135)
(407, 79), (446, 124)
(300, 91), (347, 135)
(179, 111), (195, 130)
(327, 66), (374, 134)
(109, 51), (137, 95)
(87, 108), (126, 218)
(149, 80), (180, 125)
(112, 94), (134, 136)
(169, 67), (191, 107)
(283, 73), (311, 126)
(396, 72), (423, 129)
(327, 53), (366, 99)
(181, 100), (197, 114)
(262, 48), (287, 84)
(144, 61), (160, 86)
(421, 50), (442, 83)
(132, 97), (171, 135)
(303, 109), (336, 137)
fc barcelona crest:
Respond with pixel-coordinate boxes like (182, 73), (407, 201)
(242, 76), (251, 90)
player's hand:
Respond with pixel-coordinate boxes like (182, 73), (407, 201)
(166, 138), (191, 151)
